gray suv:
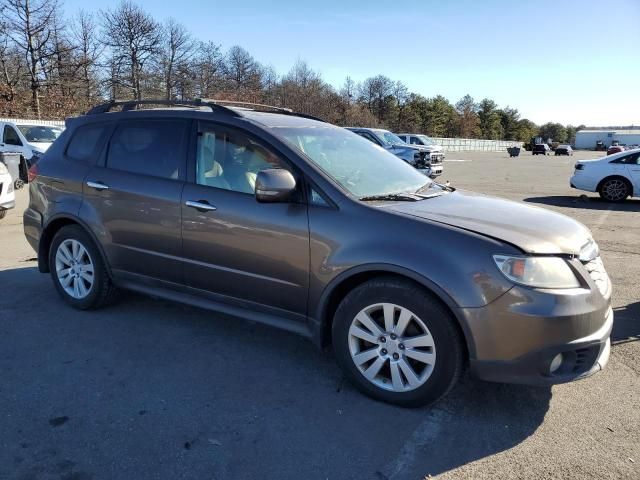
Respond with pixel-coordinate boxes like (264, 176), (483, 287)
(24, 99), (612, 407)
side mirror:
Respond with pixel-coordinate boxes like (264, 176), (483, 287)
(255, 168), (297, 203)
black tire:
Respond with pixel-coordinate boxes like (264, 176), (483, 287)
(332, 277), (465, 407)
(598, 177), (631, 202)
(0, 209), (6, 220)
(49, 225), (116, 309)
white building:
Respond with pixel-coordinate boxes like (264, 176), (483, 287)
(575, 128), (640, 150)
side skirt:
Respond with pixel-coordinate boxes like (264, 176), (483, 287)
(112, 270), (312, 339)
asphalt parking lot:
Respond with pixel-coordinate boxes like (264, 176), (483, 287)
(1, 150), (638, 480)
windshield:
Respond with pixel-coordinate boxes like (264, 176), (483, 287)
(374, 130), (407, 146)
(417, 135), (436, 146)
(270, 126), (431, 198)
(17, 125), (63, 143)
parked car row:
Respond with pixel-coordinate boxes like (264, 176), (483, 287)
(346, 128), (444, 178)
(22, 99), (612, 408)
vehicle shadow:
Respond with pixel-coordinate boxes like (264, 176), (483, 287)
(0, 266), (551, 480)
(523, 195), (640, 211)
(612, 301), (640, 346)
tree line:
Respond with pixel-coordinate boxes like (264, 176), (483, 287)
(0, 0), (583, 143)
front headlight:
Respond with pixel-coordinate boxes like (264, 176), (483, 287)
(493, 255), (580, 289)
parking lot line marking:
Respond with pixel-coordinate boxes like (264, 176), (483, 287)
(446, 159), (471, 162)
(384, 407), (450, 479)
(594, 206), (613, 228)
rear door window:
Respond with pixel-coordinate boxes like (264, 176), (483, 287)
(66, 123), (109, 162)
(106, 120), (188, 180)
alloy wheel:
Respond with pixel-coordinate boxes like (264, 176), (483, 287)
(602, 179), (628, 201)
(55, 239), (95, 299)
(348, 303), (436, 392)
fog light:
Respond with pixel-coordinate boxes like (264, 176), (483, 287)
(549, 353), (563, 374)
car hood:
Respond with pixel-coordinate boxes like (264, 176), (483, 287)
(424, 145), (443, 153)
(28, 142), (51, 152)
(381, 190), (591, 255)
(390, 143), (428, 153)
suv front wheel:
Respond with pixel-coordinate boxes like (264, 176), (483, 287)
(332, 277), (464, 407)
(49, 225), (116, 309)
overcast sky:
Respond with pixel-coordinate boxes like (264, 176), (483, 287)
(63, 0), (640, 127)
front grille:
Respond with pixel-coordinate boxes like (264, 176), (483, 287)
(581, 256), (609, 297)
(429, 155), (443, 164)
(413, 152), (429, 169)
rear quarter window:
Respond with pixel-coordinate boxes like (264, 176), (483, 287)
(66, 123), (109, 163)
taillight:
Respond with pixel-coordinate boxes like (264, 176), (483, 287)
(27, 163), (38, 183)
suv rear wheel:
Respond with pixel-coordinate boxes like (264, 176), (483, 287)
(49, 225), (116, 309)
(332, 277), (464, 407)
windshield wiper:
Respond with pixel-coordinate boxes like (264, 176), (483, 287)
(414, 181), (455, 195)
(360, 192), (420, 202)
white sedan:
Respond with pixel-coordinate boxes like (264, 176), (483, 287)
(571, 149), (640, 202)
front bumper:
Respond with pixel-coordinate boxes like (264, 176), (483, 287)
(417, 165), (443, 177)
(0, 199), (15, 210)
(470, 307), (612, 385)
(459, 266), (612, 387)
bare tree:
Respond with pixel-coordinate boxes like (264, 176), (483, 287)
(72, 10), (102, 103)
(0, 24), (23, 105)
(193, 40), (223, 98)
(223, 45), (261, 97)
(159, 18), (194, 100)
(2, 0), (60, 117)
(260, 64), (279, 105)
(359, 75), (394, 122)
(101, 0), (160, 100)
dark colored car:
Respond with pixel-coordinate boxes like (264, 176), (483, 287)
(24, 100), (612, 407)
(532, 143), (551, 155)
(555, 145), (574, 156)
(607, 145), (625, 155)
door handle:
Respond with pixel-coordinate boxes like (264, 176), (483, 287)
(185, 200), (217, 212)
(86, 181), (109, 191)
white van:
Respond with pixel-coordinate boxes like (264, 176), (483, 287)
(14, 122), (64, 152)
(0, 121), (50, 162)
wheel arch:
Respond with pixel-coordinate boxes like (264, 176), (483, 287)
(312, 264), (474, 359)
(597, 175), (634, 197)
(39, 215), (111, 278)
